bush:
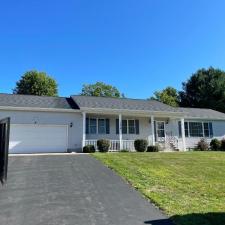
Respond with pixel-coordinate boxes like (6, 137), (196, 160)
(197, 139), (209, 151)
(83, 145), (95, 153)
(97, 139), (110, 152)
(134, 139), (148, 152)
(210, 139), (221, 151)
(221, 139), (225, 151)
(120, 149), (129, 153)
(147, 145), (160, 152)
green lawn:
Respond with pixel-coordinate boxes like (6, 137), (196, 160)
(92, 152), (225, 225)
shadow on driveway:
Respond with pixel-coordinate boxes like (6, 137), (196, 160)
(145, 212), (225, 225)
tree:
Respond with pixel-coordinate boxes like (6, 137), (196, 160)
(150, 86), (179, 107)
(179, 67), (225, 113)
(13, 70), (58, 96)
(81, 82), (121, 98)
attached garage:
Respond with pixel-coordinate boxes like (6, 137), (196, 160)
(9, 124), (68, 154)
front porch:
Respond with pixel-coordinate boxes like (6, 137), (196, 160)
(82, 112), (186, 152)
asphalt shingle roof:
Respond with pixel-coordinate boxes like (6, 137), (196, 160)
(0, 94), (225, 120)
(0, 94), (79, 110)
(71, 95), (225, 120)
(71, 95), (179, 112)
(178, 107), (225, 120)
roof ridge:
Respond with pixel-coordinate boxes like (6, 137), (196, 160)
(0, 93), (69, 99)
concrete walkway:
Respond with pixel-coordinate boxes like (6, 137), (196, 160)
(0, 154), (173, 225)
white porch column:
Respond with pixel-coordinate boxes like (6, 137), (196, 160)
(119, 114), (123, 150)
(151, 115), (155, 146)
(82, 112), (86, 150)
(181, 118), (186, 151)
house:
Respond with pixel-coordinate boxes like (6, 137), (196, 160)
(0, 93), (224, 153)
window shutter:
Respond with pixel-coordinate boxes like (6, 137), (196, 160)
(209, 122), (213, 137)
(178, 121), (181, 138)
(106, 119), (110, 134)
(116, 119), (119, 134)
(135, 120), (139, 134)
(86, 118), (89, 134)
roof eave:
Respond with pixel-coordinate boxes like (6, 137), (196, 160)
(0, 106), (80, 113)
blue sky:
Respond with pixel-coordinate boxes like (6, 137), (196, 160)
(0, 0), (225, 98)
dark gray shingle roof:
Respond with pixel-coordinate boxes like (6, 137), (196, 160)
(71, 95), (225, 120)
(71, 95), (179, 112)
(178, 107), (225, 120)
(0, 94), (79, 110)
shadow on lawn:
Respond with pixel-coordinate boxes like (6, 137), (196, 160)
(144, 212), (225, 225)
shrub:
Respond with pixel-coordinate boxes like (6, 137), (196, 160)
(97, 139), (110, 152)
(83, 145), (95, 153)
(120, 149), (129, 153)
(134, 139), (148, 152)
(221, 139), (225, 151)
(197, 139), (209, 151)
(147, 145), (160, 152)
(210, 139), (221, 151)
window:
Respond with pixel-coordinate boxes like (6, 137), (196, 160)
(128, 120), (135, 134)
(178, 122), (189, 137)
(157, 122), (165, 137)
(117, 119), (139, 134)
(98, 119), (106, 134)
(189, 122), (203, 137)
(90, 118), (97, 134)
(178, 121), (213, 138)
(204, 123), (209, 137)
(86, 118), (109, 134)
(184, 122), (189, 137)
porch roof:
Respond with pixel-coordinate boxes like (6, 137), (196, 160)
(72, 95), (181, 114)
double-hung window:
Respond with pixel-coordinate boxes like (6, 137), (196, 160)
(98, 119), (106, 134)
(90, 118), (97, 134)
(86, 118), (109, 134)
(117, 119), (139, 134)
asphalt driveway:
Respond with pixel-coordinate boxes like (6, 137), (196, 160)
(0, 154), (172, 225)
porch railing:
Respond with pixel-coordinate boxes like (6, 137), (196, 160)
(84, 140), (135, 152)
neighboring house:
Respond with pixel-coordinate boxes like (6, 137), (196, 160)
(0, 93), (224, 154)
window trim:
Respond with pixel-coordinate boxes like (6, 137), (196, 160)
(86, 117), (107, 134)
(122, 119), (138, 135)
(179, 121), (213, 138)
(156, 121), (166, 138)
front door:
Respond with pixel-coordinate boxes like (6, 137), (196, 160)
(156, 121), (165, 142)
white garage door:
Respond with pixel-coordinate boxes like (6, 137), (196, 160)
(9, 124), (68, 153)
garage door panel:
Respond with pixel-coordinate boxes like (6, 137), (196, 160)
(9, 125), (68, 153)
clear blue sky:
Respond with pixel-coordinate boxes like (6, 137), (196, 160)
(1, 0), (225, 98)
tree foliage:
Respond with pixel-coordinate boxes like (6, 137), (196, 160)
(13, 70), (58, 96)
(179, 67), (225, 113)
(151, 86), (179, 107)
(81, 82), (121, 98)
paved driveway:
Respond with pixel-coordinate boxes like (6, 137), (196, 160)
(0, 154), (172, 225)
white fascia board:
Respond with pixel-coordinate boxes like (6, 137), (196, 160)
(183, 116), (225, 121)
(0, 106), (80, 113)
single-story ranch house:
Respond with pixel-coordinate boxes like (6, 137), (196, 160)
(0, 93), (224, 154)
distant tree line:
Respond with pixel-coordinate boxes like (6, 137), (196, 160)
(13, 67), (225, 113)
(151, 67), (225, 113)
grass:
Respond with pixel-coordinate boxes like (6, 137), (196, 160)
(92, 152), (225, 225)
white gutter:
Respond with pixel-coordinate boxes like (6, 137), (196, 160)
(0, 106), (80, 113)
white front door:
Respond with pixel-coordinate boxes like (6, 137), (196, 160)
(9, 124), (68, 154)
(156, 121), (165, 142)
